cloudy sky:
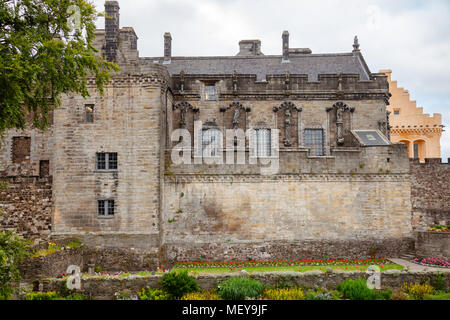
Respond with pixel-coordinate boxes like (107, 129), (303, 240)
(92, 0), (450, 161)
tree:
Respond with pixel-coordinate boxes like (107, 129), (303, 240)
(0, 231), (30, 300)
(0, 0), (119, 136)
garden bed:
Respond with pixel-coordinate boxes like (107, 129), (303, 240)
(412, 258), (450, 269)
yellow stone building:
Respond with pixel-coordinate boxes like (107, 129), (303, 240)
(380, 70), (443, 162)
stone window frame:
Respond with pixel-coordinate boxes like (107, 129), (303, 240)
(202, 81), (218, 101)
(95, 152), (118, 171)
(97, 199), (115, 219)
(249, 122), (273, 158)
(304, 127), (325, 157)
(85, 104), (95, 123)
(11, 136), (32, 164)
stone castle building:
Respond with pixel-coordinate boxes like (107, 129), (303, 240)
(380, 70), (443, 163)
(2, 1), (448, 265)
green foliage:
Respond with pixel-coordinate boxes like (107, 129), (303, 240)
(26, 291), (85, 300)
(160, 270), (198, 299)
(26, 291), (61, 300)
(424, 292), (450, 300)
(0, 231), (30, 300)
(94, 265), (102, 273)
(217, 277), (264, 300)
(402, 283), (434, 300)
(263, 287), (304, 300)
(336, 278), (377, 300)
(181, 290), (222, 300)
(0, 0), (119, 136)
(430, 272), (446, 292)
(138, 287), (171, 300)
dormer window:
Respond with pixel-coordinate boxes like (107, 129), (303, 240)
(393, 109), (400, 115)
(204, 82), (216, 101)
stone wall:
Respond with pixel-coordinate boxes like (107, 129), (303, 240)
(416, 232), (449, 260)
(19, 245), (160, 281)
(410, 158), (450, 231)
(0, 176), (52, 242)
(162, 172), (413, 262)
(51, 70), (169, 254)
(41, 270), (450, 300)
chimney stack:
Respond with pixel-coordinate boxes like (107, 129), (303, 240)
(282, 31), (289, 63)
(104, 1), (120, 62)
(164, 32), (172, 64)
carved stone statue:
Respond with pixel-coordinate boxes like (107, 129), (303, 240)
(233, 108), (240, 129)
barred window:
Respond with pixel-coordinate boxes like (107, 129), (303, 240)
(96, 153), (118, 170)
(202, 129), (221, 157)
(252, 129), (271, 157)
(305, 129), (324, 156)
(98, 200), (115, 217)
(85, 104), (94, 123)
(204, 85), (216, 101)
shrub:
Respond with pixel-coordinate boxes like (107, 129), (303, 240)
(336, 278), (376, 300)
(0, 231), (30, 300)
(160, 270), (198, 299)
(263, 287), (304, 300)
(430, 272), (446, 292)
(138, 287), (170, 300)
(26, 292), (62, 300)
(217, 277), (264, 300)
(391, 289), (409, 300)
(25, 291), (85, 300)
(401, 283), (434, 300)
(181, 290), (222, 300)
(94, 265), (102, 273)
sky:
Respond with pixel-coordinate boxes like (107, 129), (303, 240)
(91, 0), (450, 161)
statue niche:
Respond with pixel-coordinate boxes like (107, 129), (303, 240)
(221, 102), (251, 146)
(327, 102), (355, 147)
(172, 101), (199, 146)
(273, 101), (302, 148)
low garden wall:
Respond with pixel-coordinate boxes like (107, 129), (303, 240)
(416, 232), (449, 260)
(19, 245), (160, 281)
(40, 270), (450, 300)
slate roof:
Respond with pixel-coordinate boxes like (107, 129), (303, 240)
(143, 53), (371, 82)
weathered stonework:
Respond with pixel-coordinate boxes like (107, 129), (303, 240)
(3, 1), (448, 266)
(416, 232), (449, 260)
(410, 158), (450, 231)
(0, 176), (52, 242)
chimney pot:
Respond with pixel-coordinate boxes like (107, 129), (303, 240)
(282, 31), (289, 63)
(164, 32), (172, 64)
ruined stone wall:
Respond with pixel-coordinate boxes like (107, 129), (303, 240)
(0, 176), (52, 243)
(410, 158), (450, 231)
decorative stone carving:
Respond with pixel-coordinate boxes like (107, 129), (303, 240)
(353, 35), (360, 53)
(285, 71), (290, 92)
(232, 70), (238, 94)
(173, 101), (198, 129)
(273, 101), (302, 147)
(386, 110), (392, 140)
(331, 102), (354, 146)
(179, 70), (185, 92)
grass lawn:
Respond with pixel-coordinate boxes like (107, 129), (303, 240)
(172, 264), (404, 275)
